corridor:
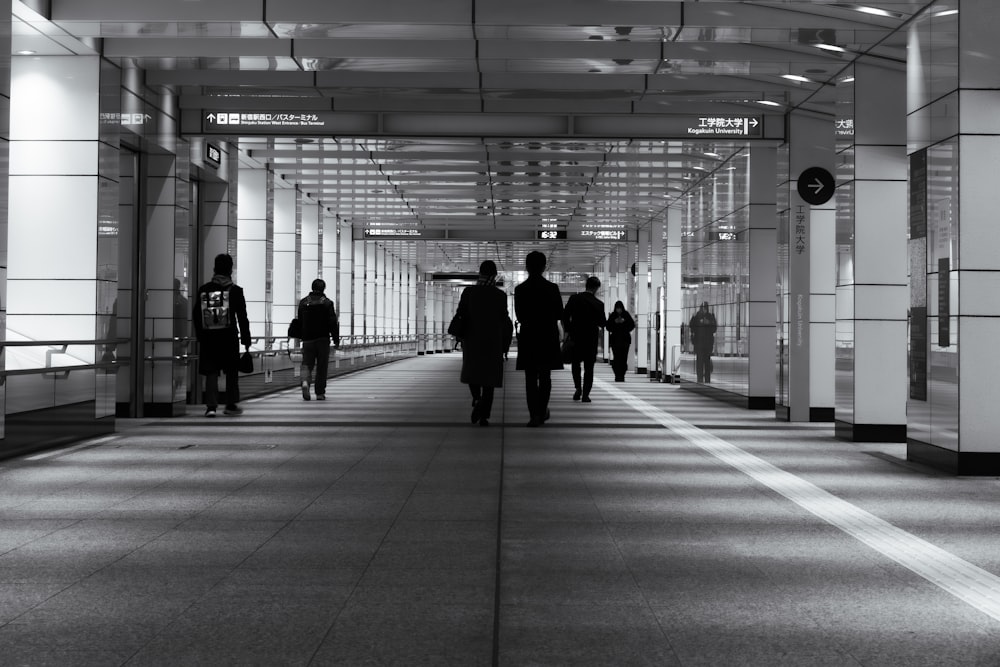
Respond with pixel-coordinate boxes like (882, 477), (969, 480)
(0, 354), (999, 665)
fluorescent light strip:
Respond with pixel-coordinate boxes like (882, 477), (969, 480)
(598, 377), (1000, 624)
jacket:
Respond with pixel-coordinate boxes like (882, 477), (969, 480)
(193, 274), (251, 375)
(562, 291), (606, 362)
(298, 292), (340, 344)
(514, 274), (564, 371)
(606, 309), (636, 348)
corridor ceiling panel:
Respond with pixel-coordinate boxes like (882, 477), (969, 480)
(36, 0), (933, 274)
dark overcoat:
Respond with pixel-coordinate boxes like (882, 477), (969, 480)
(514, 274), (564, 371)
(563, 291), (606, 362)
(192, 278), (251, 375)
(606, 309), (636, 350)
(457, 284), (513, 388)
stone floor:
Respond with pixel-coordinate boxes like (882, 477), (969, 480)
(1, 353), (999, 665)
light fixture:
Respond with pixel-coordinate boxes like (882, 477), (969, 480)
(840, 76), (856, 84)
(16, 50), (36, 55)
(815, 43), (848, 53)
(933, 9), (958, 17)
(782, 74), (812, 83)
(756, 100), (782, 107)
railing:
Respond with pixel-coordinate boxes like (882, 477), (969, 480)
(1, 338), (126, 381)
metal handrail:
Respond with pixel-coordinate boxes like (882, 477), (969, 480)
(3, 338), (128, 347)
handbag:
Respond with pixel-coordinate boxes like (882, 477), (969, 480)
(447, 311), (466, 339)
(560, 335), (574, 364)
(238, 350), (254, 374)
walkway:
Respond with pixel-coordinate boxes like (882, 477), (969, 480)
(1, 354), (999, 665)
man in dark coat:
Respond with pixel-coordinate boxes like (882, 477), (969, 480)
(562, 276), (606, 402)
(456, 260), (513, 427)
(297, 278), (340, 401)
(689, 300), (717, 383)
(193, 253), (251, 417)
(514, 251), (564, 427)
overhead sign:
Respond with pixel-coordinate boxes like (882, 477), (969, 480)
(687, 116), (762, 137)
(204, 111), (337, 133)
(206, 144), (222, 166)
(796, 167), (835, 206)
(537, 229), (567, 240)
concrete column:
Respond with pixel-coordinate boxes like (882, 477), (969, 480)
(365, 242), (377, 338)
(338, 224), (353, 340)
(635, 228), (650, 374)
(272, 186), (297, 341)
(237, 167), (272, 351)
(353, 240), (366, 338)
(665, 207), (682, 382)
(392, 255), (402, 335)
(416, 278), (427, 354)
(301, 196), (320, 289)
(748, 146), (778, 408)
(407, 265), (417, 338)
(906, 0), (1000, 473)
(649, 219), (665, 379)
(7, 55), (115, 425)
(600, 254), (612, 361)
(376, 245), (387, 336)
(0, 13), (10, 435)
(320, 210), (338, 296)
(781, 113), (835, 422)
(835, 61), (907, 442)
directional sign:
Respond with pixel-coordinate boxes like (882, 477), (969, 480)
(796, 167), (835, 206)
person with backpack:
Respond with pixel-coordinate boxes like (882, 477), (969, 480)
(193, 253), (251, 417)
(296, 278), (340, 401)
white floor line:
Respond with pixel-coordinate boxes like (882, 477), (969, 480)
(24, 434), (119, 461)
(598, 377), (1000, 624)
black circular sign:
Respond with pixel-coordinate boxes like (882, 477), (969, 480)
(796, 167), (835, 206)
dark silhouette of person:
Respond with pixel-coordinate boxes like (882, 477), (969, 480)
(605, 300), (635, 382)
(689, 301), (717, 383)
(297, 278), (340, 401)
(456, 260), (513, 427)
(193, 253), (251, 417)
(562, 276), (606, 402)
(514, 251), (564, 427)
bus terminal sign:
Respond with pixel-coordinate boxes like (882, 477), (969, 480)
(204, 111), (336, 132)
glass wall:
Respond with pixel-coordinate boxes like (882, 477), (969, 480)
(679, 146), (751, 396)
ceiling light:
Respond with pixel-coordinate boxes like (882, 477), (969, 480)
(840, 76), (856, 84)
(815, 43), (848, 53)
(703, 152), (721, 158)
(16, 50), (36, 55)
(830, 3), (904, 19)
(756, 100), (782, 107)
(782, 74), (812, 83)
(933, 9), (958, 17)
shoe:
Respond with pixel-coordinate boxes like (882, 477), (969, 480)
(543, 409), (551, 422)
(223, 405), (243, 415)
(301, 380), (311, 401)
(204, 408), (216, 418)
(479, 418), (489, 427)
(471, 400), (481, 424)
(526, 418), (542, 427)
(582, 396), (592, 403)
(573, 390), (582, 401)
(316, 394), (326, 401)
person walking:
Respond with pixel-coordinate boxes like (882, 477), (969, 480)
(689, 300), (717, 383)
(193, 253), (251, 417)
(605, 300), (635, 382)
(562, 276), (606, 402)
(297, 278), (340, 401)
(514, 251), (564, 427)
(455, 260), (513, 427)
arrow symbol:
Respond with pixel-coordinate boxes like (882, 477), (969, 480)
(207, 113), (216, 122)
(749, 118), (759, 127)
(808, 178), (825, 194)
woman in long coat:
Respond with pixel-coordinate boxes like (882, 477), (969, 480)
(605, 300), (635, 382)
(456, 260), (513, 427)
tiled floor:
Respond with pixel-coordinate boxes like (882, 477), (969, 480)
(1, 354), (1000, 665)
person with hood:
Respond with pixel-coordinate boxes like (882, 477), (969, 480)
(454, 260), (513, 427)
(297, 278), (340, 401)
(514, 251), (564, 427)
(605, 300), (635, 382)
(689, 300), (718, 383)
(562, 276), (607, 402)
(193, 253), (251, 417)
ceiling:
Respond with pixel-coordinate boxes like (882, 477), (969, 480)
(14, 0), (935, 276)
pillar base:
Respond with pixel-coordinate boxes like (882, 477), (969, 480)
(907, 439), (1000, 476)
(143, 401), (188, 418)
(637, 367), (648, 375)
(835, 420), (906, 443)
(776, 405), (835, 422)
(682, 381), (774, 410)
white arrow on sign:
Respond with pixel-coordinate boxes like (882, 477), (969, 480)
(207, 113), (216, 122)
(749, 118), (759, 127)
(808, 178), (825, 194)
